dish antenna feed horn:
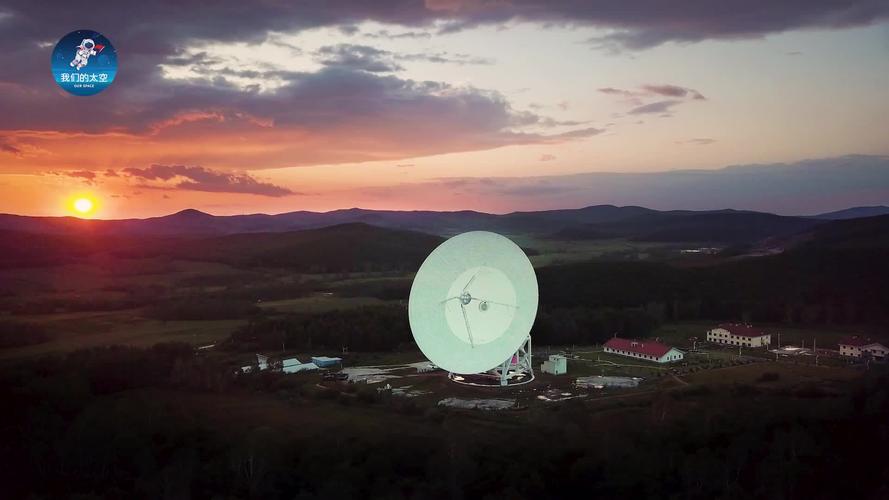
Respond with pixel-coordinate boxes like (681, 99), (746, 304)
(409, 231), (538, 387)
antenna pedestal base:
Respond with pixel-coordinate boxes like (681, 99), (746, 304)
(448, 335), (534, 388)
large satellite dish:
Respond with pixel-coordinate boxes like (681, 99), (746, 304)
(409, 231), (538, 383)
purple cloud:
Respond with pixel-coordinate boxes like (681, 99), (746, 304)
(0, 143), (21, 156)
(677, 138), (717, 145)
(628, 100), (682, 115)
(120, 164), (296, 197)
(0, 1), (883, 174)
(49, 170), (98, 184)
(367, 155), (889, 214)
(642, 84), (706, 100)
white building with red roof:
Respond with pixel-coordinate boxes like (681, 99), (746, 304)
(707, 323), (771, 348)
(838, 336), (888, 359)
(603, 337), (684, 364)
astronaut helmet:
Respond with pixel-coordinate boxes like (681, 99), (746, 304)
(79, 39), (95, 50)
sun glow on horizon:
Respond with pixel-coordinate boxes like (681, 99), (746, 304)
(68, 195), (97, 217)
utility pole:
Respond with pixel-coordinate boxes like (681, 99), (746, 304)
(814, 338), (818, 366)
(777, 332), (781, 349)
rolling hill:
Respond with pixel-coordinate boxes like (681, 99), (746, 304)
(548, 210), (822, 244)
(0, 223), (444, 272)
(0, 205), (658, 237)
(3, 204), (884, 250)
(812, 206), (889, 220)
(799, 214), (889, 249)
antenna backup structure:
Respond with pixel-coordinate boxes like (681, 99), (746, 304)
(409, 231), (539, 387)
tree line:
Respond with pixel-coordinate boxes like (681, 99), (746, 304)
(1, 344), (887, 498)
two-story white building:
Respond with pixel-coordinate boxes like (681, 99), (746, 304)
(707, 324), (771, 347)
(838, 336), (888, 359)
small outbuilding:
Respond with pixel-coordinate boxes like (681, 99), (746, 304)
(541, 354), (567, 375)
(311, 356), (343, 368)
(283, 361), (319, 374)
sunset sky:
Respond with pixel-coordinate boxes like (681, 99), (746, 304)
(1, 1), (888, 218)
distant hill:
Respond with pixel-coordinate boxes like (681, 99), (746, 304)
(0, 205), (657, 237)
(0, 223), (444, 272)
(3, 203), (884, 248)
(812, 206), (889, 220)
(549, 210), (822, 244)
(162, 223), (445, 272)
(799, 215), (889, 250)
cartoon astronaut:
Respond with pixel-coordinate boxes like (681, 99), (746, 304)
(70, 38), (101, 70)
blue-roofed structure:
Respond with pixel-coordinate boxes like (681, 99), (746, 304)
(311, 356), (342, 368)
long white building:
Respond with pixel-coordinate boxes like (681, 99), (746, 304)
(603, 337), (684, 364)
(707, 324), (771, 347)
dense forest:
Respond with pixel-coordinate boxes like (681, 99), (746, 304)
(1, 344), (887, 499)
(537, 248), (889, 327)
(228, 304), (662, 352)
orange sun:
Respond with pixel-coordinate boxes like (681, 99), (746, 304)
(69, 196), (97, 216)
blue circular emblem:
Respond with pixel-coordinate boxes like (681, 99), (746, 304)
(51, 30), (117, 96)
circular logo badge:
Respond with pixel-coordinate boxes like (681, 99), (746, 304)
(51, 30), (117, 96)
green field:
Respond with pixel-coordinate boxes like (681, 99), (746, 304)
(682, 360), (860, 386)
(258, 295), (396, 314)
(0, 310), (243, 361)
(506, 235), (674, 267)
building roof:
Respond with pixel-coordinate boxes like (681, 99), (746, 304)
(839, 336), (886, 348)
(716, 323), (769, 338)
(311, 356), (342, 362)
(604, 337), (676, 358)
(283, 362), (319, 373)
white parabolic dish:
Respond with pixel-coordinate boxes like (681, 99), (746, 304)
(408, 231), (539, 374)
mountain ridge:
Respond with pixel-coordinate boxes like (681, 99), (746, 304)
(0, 204), (798, 236)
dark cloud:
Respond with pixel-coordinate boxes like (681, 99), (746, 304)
(315, 43), (492, 72)
(0, 1), (882, 172)
(598, 87), (635, 96)
(364, 29), (433, 40)
(517, 127), (604, 141)
(338, 25), (361, 36)
(0, 143), (21, 156)
(600, 84), (705, 100)
(48, 170), (98, 184)
(677, 138), (717, 145)
(378, 155), (889, 214)
(316, 44), (404, 72)
(120, 164), (296, 197)
(642, 84), (705, 100)
(403, 51), (494, 65)
(628, 100), (681, 115)
(0, 62), (595, 169)
(600, 84), (706, 117)
(0, 1), (881, 82)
